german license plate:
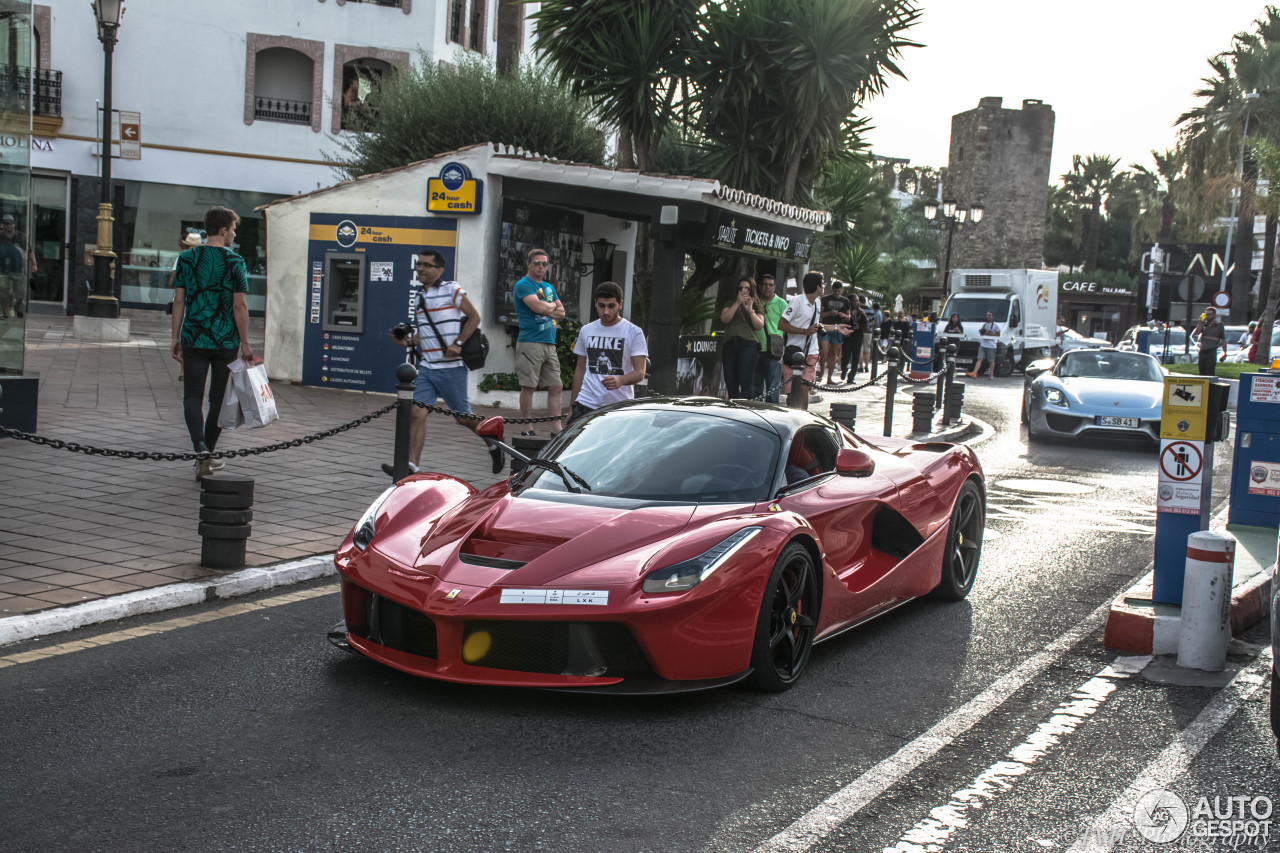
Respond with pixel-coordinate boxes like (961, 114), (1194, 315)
(1095, 415), (1139, 427)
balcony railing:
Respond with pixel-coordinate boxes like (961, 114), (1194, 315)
(254, 97), (312, 125)
(0, 66), (62, 117)
(346, 0), (402, 5)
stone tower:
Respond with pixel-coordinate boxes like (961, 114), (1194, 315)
(945, 97), (1055, 271)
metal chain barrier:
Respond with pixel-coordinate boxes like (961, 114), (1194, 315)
(410, 400), (565, 424)
(0, 402), (399, 461)
(896, 366), (946, 385)
(799, 372), (885, 393)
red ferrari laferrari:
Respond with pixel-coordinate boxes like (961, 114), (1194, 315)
(329, 398), (985, 692)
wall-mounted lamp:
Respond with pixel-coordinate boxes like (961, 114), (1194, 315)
(576, 238), (617, 277)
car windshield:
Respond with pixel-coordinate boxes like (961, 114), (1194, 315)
(522, 408), (781, 503)
(1146, 329), (1188, 347)
(1226, 326), (1250, 345)
(1057, 351), (1163, 381)
(941, 297), (1009, 323)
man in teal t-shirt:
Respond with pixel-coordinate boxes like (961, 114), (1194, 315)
(752, 274), (788, 403)
(170, 205), (252, 478)
(512, 248), (565, 434)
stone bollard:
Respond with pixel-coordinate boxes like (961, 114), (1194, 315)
(944, 379), (965, 424)
(829, 401), (857, 432)
(883, 346), (900, 436)
(199, 473), (254, 570)
(1177, 531), (1236, 671)
(510, 433), (550, 476)
(912, 390), (935, 435)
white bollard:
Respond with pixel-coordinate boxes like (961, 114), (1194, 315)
(1177, 531), (1235, 671)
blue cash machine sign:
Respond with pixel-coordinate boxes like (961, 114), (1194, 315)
(302, 213), (458, 393)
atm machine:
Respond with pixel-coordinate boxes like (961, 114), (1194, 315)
(301, 213), (458, 394)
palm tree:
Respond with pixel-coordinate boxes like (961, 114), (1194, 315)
(1177, 5), (1280, 323)
(1249, 136), (1280, 363)
(529, 0), (701, 170)
(1060, 154), (1122, 272)
(1131, 149), (1181, 246)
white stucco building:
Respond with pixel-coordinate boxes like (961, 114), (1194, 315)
(23, 0), (536, 315)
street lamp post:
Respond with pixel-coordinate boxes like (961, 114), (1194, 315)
(924, 198), (984, 300)
(88, 0), (124, 319)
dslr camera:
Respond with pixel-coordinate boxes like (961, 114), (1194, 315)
(392, 322), (415, 341)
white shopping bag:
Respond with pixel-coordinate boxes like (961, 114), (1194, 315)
(217, 371), (245, 430)
(232, 358), (279, 429)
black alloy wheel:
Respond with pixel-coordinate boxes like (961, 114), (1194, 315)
(933, 479), (984, 601)
(995, 350), (1016, 377)
(749, 543), (818, 691)
(1020, 385), (1030, 424)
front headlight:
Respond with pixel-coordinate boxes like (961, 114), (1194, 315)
(352, 486), (397, 551)
(1043, 387), (1067, 406)
(642, 527), (762, 594)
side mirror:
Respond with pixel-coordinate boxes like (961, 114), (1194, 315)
(834, 448), (875, 477)
(476, 416), (504, 442)
(1024, 357), (1055, 379)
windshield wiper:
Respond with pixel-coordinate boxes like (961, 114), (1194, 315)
(522, 458), (592, 493)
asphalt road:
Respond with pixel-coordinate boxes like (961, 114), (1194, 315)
(2, 378), (1276, 853)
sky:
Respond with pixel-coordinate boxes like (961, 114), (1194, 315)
(863, 0), (1270, 184)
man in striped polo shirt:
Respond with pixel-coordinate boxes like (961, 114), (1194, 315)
(387, 249), (503, 478)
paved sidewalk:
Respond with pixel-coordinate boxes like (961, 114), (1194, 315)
(0, 312), (973, 623)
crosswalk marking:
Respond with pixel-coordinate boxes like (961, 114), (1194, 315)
(752, 594), (1117, 852)
(986, 488), (1157, 535)
(1065, 648), (1273, 852)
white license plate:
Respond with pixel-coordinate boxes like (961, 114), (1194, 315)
(1095, 415), (1139, 427)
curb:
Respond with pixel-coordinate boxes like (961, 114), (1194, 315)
(0, 554), (336, 647)
(1103, 559), (1274, 656)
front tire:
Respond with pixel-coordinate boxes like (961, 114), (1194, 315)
(933, 480), (984, 601)
(749, 543), (818, 691)
(995, 349), (1015, 377)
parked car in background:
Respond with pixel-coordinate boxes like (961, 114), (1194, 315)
(1227, 324), (1280, 364)
(1021, 349), (1165, 444)
(1056, 327), (1111, 356)
(1117, 325), (1199, 364)
(1222, 325), (1250, 359)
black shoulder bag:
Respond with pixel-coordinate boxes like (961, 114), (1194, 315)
(417, 289), (490, 371)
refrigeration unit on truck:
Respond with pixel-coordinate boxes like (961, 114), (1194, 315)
(940, 269), (1059, 376)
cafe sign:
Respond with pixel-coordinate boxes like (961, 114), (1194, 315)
(704, 209), (815, 262)
(1060, 279), (1134, 296)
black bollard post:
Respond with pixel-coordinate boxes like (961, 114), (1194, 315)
(829, 401), (857, 432)
(883, 346), (900, 436)
(392, 362), (418, 481)
(945, 379), (966, 425)
(912, 390), (936, 435)
(942, 343), (957, 422)
(199, 473), (254, 570)
(870, 337), (881, 382)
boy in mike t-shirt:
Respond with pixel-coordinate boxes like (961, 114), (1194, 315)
(569, 281), (649, 423)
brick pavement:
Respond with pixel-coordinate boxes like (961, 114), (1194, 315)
(0, 311), (511, 616)
(0, 311), (959, 618)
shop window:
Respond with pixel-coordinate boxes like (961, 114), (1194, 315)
(322, 254), (366, 333)
(245, 34), (323, 131)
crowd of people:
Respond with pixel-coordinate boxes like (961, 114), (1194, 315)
(712, 272), (908, 406)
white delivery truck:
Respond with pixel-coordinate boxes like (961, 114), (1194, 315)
(940, 269), (1059, 376)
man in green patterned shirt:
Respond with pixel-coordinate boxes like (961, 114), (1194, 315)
(170, 206), (254, 479)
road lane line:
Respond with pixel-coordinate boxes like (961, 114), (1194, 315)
(753, 594), (1118, 853)
(1065, 647), (1274, 853)
(883, 655), (1150, 853)
(0, 585), (336, 669)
